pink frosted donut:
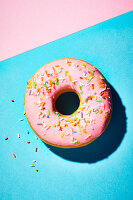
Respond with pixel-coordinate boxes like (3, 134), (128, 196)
(24, 58), (112, 148)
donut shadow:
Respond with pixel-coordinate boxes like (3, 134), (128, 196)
(44, 84), (127, 163)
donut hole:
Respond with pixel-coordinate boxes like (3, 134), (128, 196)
(55, 91), (80, 115)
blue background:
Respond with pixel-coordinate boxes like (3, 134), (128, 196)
(0, 11), (133, 200)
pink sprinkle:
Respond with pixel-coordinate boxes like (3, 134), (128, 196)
(11, 100), (14, 102)
(5, 137), (8, 140)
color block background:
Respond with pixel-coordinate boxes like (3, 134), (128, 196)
(0, 0), (133, 61)
(0, 11), (133, 200)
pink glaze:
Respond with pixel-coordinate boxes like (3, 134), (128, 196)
(24, 58), (112, 147)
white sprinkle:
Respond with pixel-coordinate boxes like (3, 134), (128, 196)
(29, 164), (35, 167)
(33, 160), (36, 162)
(65, 132), (70, 136)
(35, 136), (38, 140)
(72, 80), (78, 82)
(19, 119), (23, 121)
(79, 82), (85, 86)
(18, 133), (20, 138)
(85, 135), (91, 140)
(91, 126), (94, 130)
(45, 126), (50, 130)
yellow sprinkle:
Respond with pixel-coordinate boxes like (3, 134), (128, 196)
(41, 102), (45, 106)
(65, 71), (68, 76)
(104, 115), (107, 118)
(68, 75), (72, 81)
(90, 95), (95, 98)
(46, 124), (51, 127)
(38, 83), (41, 87)
(23, 111), (26, 115)
(82, 63), (86, 67)
(28, 80), (32, 85)
(65, 119), (71, 122)
(61, 132), (65, 138)
(78, 124), (81, 132)
(40, 95), (44, 100)
(55, 70), (59, 75)
(34, 102), (39, 105)
(53, 124), (57, 127)
(82, 129), (87, 133)
(80, 107), (85, 111)
(27, 85), (32, 89)
(86, 120), (90, 123)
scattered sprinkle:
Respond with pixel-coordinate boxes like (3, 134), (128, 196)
(61, 132), (65, 138)
(37, 123), (43, 125)
(95, 109), (99, 114)
(35, 136), (38, 140)
(35, 147), (37, 152)
(88, 110), (91, 114)
(5, 137), (8, 140)
(27, 141), (30, 144)
(95, 100), (102, 102)
(33, 82), (37, 88)
(13, 153), (16, 158)
(47, 109), (50, 116)
(70, 140), (79, 144)
(92, 84), (94, 89)
(85, 135), (91, 140)
(85, 96), (90, 102)
(73, 131), (77, 133)
(79, 85), (82, 90)
(65, 71), (68, 76)
(68, 75), (72, 81)
(19, 119), (24, 121)
(11, 100), (14, 102)
(29, 164), (35, 167)
(18, 133), (20, 138)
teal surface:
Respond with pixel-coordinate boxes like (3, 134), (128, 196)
(0, 11), (133, 200)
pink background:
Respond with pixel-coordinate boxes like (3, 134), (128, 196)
(0, 0), (133, 61)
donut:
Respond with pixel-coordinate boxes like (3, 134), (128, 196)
(24, 58), (112, 148)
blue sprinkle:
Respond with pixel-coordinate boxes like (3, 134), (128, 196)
(73, 131), (77, 133)
(29, 90), (31, 95)
(85, 96), (90, 102)
(102, 96), (106, 99)
(81, 112), (83, 118)
(84, 71), (87, 74)
(47, 116), (50, 118)
(27, 131), (29, 134)
(49, 74), (53, 76)
(93, 109), (95, 112)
